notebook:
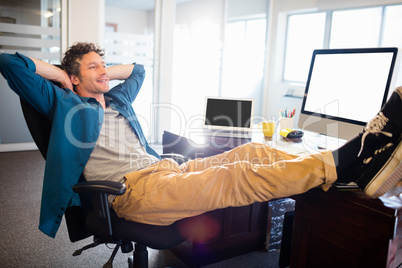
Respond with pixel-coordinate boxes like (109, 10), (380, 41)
(202, 97), (254, 139)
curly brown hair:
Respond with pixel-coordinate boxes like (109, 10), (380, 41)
(61, 42), (105, 77)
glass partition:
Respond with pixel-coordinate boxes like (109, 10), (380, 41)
(104, 0), (155, 140)
(0, 0), (62, 148)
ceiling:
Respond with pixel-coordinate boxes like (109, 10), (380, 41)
(105, 0), (194, 11)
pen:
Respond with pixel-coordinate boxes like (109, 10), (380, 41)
(279, 108), (296, 118)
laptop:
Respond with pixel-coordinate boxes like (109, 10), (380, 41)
(202, 97), (254, 139)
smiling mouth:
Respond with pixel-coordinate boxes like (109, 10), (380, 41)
(97, 78), (108, 84)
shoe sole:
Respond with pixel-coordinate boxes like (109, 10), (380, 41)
(364, 140), (402, 198)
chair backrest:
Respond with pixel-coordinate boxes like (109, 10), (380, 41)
(19, 98), (92, 242)
(20, 99), (51, 159)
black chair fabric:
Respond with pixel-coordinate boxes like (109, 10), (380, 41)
(20, 98), (51, 159)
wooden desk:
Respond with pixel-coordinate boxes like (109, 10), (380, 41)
(163, 130), (402, 267)
(290, 187), (402, 268)
(163, 131), (269, 267)
(169, 203), (269, 267)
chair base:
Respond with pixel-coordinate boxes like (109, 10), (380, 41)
(128, 243), (148, 268)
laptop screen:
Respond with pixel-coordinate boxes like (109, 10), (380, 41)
(203, 97), (254, 131)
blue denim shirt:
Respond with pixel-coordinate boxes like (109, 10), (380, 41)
(0, 53), (159, 238)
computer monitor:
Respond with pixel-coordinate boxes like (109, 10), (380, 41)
(203, 97), (254, 132)
(298, 47), (400, 140)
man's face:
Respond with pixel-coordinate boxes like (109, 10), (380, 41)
(72, 51), (110, 97)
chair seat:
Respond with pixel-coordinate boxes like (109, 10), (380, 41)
(109, 210), (187, 249)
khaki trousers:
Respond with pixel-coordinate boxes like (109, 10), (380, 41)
(113, 142), (337, 226)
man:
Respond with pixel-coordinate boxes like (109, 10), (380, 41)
(0, 42), (401, 238)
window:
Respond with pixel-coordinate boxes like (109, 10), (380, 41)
(171, 21), (222, 132)
(221, 18), (266, 116)
(382, 5), (402, 87)
(284, 4), (402, 86)
(382, 5), (402, 46)
(170, 0), (268, 132)
(284, 13), (326, 82)
(330, 8), (382, 49)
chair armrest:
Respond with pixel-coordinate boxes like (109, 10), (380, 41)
(72, 181), (123, 242)
(160, 153), (189, 165)
(71, 154), (187, 195)
(72, 180), (126, 196)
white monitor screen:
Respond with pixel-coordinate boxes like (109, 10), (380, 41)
(299, 47), (399, 140)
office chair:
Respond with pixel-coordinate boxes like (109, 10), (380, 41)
(20, 98), (208, 268)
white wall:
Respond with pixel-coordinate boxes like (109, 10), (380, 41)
(105, 6), (149, 34)
(175, 0), (223, 24)
(318, 0), (402, 9)
(263, 0), (402, 125)
(228, 0), (267, 19)
(68, 0), (105, 47)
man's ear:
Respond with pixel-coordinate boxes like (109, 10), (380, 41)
(70, 74), (79, 86)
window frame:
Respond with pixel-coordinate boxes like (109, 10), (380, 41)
(283, 4), (402, 84)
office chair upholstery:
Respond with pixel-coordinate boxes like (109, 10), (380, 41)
(20, 98), (204, 268)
